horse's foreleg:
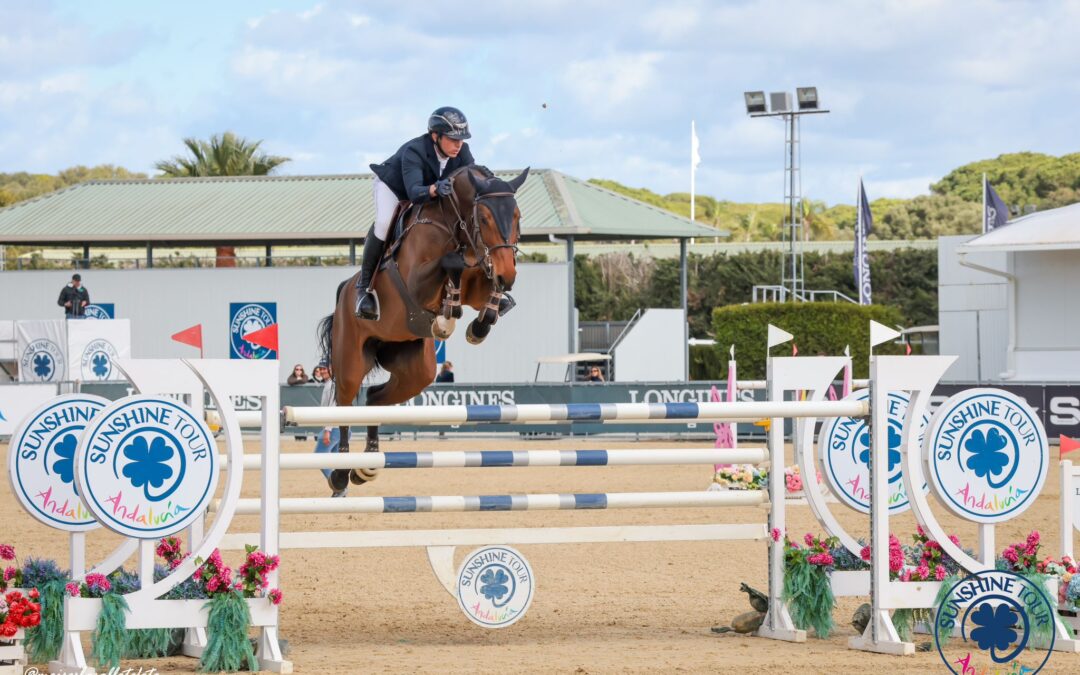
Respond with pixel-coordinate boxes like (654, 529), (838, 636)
(433, 252), (466, 339)
(465, 291), (503, 345)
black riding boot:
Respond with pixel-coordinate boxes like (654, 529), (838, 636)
(354, 234), (386, 320)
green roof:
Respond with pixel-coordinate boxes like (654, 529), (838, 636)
(0, 170), (724, 244)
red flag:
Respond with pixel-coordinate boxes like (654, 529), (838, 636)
(171, 324), (203, 351)
(792, 344), (798, 356)
(1061, 435), (1080, 457)
(243, 323), (279, 353)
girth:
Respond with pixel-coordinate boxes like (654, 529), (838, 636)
(382, 257), (437, 339)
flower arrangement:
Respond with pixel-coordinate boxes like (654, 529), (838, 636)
(779, 531), (837, 638)
(1, 589), (42, 637)
(0, 544), (24, 593)
(996, 530), (1065, 647)
(783, 466), (823, 494)
(711, 464), (766, 491)
(65, 573), (112, 599)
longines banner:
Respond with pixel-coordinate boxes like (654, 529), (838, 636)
(67, 380), (1080, 439)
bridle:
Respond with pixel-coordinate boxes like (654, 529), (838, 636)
(441, 180), (520, 284)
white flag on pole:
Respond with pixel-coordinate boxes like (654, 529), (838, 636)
(691, 120), (701, 223)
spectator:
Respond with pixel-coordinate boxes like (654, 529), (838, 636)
(435, 361), (454, 383)
(287, 364), (310, 386)
(312, 367), (346, 497)
(58, 273), (90, 318)
(586, 366), (605, 383)
(311, 363), (329, 384)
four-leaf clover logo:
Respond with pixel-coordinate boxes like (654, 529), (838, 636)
(480, 567), (510, 602)
(121, 436), (175, 498)
(52, 433), (78, 494)
(33, 353), (53, 379)
(964, 427), (1010, 479)
(969, 602), (1018, 661)
(91, 353), (109, 378)
(857, 424), (903, 474)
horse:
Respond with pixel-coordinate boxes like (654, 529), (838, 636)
(317, 165), (529, 492)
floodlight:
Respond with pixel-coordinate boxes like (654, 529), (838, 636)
(743, 91), (767, 114)
(797, 87), (819, 110)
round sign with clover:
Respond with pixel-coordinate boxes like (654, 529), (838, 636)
(925, 389), (1047, 524)
(74, 395), (219, 539)
(7, 394), (110, 531)
(456, 545), (534, 628)
(817, 389), (930, 514)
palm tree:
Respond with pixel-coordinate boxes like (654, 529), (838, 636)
(156, 132), (290, 267)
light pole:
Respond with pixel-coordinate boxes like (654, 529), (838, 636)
(744, 88), (829, 301)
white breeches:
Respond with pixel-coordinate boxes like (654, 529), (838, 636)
(371, 177), (400, 240)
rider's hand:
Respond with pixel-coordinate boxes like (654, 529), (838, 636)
(64, 301), (72, 307)
(435, 178), (453, 197)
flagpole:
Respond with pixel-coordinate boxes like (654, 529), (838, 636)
(981, 172), (987, 234)
(690, 120), (696, 224)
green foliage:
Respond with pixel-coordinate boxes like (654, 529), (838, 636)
(124, 628), (174, 659)
(932, 152), (1080, 209)
(711, 303), (905, 380)
(782, 558), (835, 638)
(91, 592), (129, 671)
(200, 591), (257, 673)
(156, 132), (290, 178)
(576, 248), (937, 339)
(0, 165), (146, 207)
(24, 579), (66, 663)
(689, 344), (724, 380)
(874, 194), (980, 239)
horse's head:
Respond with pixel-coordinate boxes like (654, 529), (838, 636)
(459, 166), (529, 291)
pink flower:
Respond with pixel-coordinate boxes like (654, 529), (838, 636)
(85, 574), (110, 592)
(206, 577), (220, 593)
(808, 553), (834, 567)
(0, 545), (14, 561)
(1027, 531), (1041, 548)
(804, 533), (815, 547)
(3, 568), (15, 581)
(935, 566), (947, 581)
(916, 564), (930, 580)
(266, 555), (280, 571)
(860, 545), (871, 562)
(65, 582), (81, 597)
(916, 525), (926, 538)
(948, 535), (961, 547)
(268, 588), (283, 605)
(1003, 547), (1019, 564)
(248, 551), (267, 567)
(770, 528), (782, 542)
(899, 569), (912, 582)
(208, 549), (223, 567)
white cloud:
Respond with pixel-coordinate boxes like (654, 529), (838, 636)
(562, 52), (663, 116)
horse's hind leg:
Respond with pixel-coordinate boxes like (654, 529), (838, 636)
(328, 329), (373, 492)
(349, 339), (436, 485)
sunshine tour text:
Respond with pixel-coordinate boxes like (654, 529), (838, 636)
(460, 550), (530, 588)
(18, 404), (97, 459)
(937, 576), (1053, 631)
(88, 404), (210, 465)
(936, 399), (1035, 461)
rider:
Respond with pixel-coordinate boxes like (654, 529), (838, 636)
(357, 106), (475, 319)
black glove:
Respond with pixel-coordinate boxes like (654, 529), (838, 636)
(435, 178), (454, 197)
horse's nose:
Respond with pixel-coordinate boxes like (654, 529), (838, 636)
(497, 274), (514, 290)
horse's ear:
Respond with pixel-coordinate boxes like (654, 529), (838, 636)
(466, 170), (483, 193)
(507, 167), (530, 193)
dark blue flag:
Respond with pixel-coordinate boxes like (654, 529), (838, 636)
(854, 179), (873, 305)
(984, 180), (1009, 233)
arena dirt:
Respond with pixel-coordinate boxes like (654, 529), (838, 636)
(2, 437), (1077, 674)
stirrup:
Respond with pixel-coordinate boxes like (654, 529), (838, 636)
(355, 290), (380, 320)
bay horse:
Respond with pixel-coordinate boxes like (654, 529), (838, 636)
(317, 165), (529, 492)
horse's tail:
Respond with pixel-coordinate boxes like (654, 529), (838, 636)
(317, 280), (349, 367)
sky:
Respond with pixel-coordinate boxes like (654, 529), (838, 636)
(1, 0), (1078, 205)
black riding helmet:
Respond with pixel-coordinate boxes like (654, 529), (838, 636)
(428, 106), (471, 140)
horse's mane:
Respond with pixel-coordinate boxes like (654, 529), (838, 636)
(450, 164), (495, 180)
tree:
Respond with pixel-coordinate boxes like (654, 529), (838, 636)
(156, 132), (290, 266)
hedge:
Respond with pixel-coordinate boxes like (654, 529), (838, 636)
(707, 302), (906, 380)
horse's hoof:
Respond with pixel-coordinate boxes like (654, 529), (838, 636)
(466, 320), (490, 345)
(350, 468), (379, 485)
(432, 316), (456, 340)
(328, 470), (350, 492)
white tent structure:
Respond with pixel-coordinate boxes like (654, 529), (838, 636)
(949, 202), (1080, 381)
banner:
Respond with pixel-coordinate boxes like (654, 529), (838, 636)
(16, 320), (67, 382)
(84, 303), (115, 319)
(0, 384), (58, 436)
(984, 179), (1009, 233)
(66, 319), (131, 381)
(229, 302), (278, 360)
(854, 179), (873, 305)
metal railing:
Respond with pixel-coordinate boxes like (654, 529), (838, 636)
(7, 254), (354, 270)
(752, 285), (858, 305)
